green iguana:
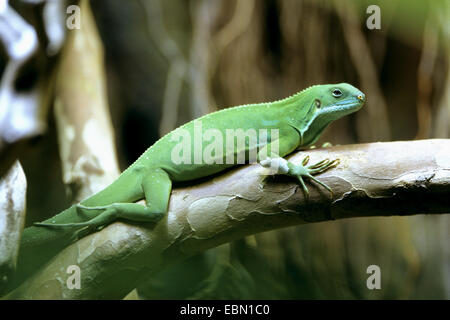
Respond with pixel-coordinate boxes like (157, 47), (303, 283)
(13, 83), (365, 290)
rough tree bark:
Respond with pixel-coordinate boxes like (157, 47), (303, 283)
(0, 161), (26, 289)
(5, 139), (450, 299)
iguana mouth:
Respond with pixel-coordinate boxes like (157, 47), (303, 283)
(326, 96), (364, 115)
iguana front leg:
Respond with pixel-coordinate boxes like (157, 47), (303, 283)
(260, 155), (338, 198)
(257, 131), (339, 199)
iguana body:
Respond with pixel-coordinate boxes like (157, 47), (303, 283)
(14, 83), (364, 289)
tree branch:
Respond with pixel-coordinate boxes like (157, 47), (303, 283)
(0, 161), (26, 291)
(6, 139), (450, 299)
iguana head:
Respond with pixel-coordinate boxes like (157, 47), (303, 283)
(312, 83), (365, 120)
(290, 83), (365, 146)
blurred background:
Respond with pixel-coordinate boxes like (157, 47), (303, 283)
(4, 0), (450, 298)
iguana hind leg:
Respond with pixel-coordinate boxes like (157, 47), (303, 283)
(34, 168), (172, 230)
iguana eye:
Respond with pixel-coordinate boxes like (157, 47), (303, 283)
(332, 89), (342, 98)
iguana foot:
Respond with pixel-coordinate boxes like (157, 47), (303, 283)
(294, 155), (339, 198)
(260, 155), (339, 199)
(34, 202), (165, 230)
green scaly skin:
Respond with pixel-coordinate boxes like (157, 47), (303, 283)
(12, 83), (364, 291)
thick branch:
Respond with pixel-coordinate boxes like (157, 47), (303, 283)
(7, 139), (450, 299)
(0, 161), (26, 292)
